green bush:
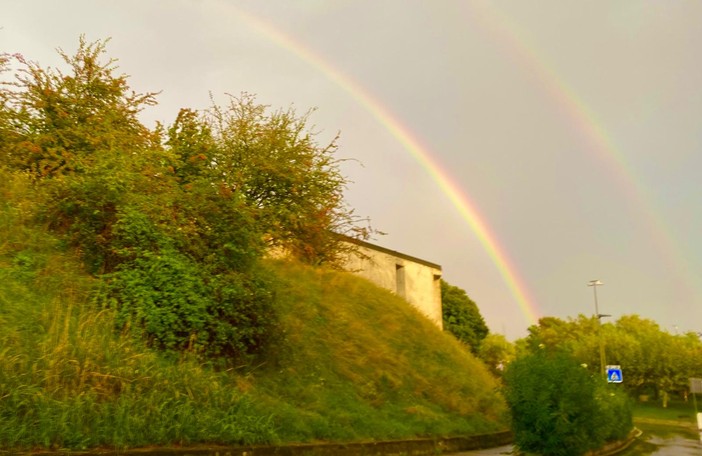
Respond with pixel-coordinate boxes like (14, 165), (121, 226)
(102, 250), (276, 360)
(441, 279), (488, 353)
(595, 384), (633, 441)
(503, 349), (632, 456)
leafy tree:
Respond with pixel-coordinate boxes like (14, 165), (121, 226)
(441, 279), (489, 353)
(1, 36), (159, 177)
(477, 333), (515, 377)
(611, 316), (701, 405)
(0, 53), (17, 154)
(1, 38), (275, 361)
(519, 314), (702, 405)
(503, 349), (632, 456)
(195, 94), (371, 265)
(1, 37), (376, 361)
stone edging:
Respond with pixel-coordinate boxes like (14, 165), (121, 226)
(584, 428), (643, 456)
(4, 431), (513, 456)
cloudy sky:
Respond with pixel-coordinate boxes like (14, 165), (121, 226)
(4, 1), (702, 340)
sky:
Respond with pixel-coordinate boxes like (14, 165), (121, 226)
(3, 1), (702, 340)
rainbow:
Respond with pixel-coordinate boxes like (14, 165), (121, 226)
(232, 6), (541, 326)
(466, 3), (698, 301)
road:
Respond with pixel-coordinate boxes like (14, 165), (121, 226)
(448, 427), (701, 455)
(619, 428), (700, 455)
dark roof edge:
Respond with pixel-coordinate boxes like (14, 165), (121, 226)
(340, 235), (442, 271)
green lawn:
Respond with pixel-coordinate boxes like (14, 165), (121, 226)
(632, 398), (698, 428)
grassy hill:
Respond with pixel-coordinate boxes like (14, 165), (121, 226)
(0, 197), (508, 450)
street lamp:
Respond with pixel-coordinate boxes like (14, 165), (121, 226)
(588, 280), (609, 377)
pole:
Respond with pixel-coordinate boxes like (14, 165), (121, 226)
(588, 280), (607, 378)
(694, 392), (701, 444)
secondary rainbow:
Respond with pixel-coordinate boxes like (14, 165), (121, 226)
(466, 2), (699, 302)
(233, 7), (541, 326)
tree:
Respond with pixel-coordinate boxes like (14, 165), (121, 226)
(518, 314), (702, 406)
(1, 36), (159, 177)
(441, 279), (489, 353)
(612, 316), (702, 405)
(477, 333), (515, 377)
(167, 94), (372, 266)
(1, 38), (274, 360)
(1, 37), (376, 361)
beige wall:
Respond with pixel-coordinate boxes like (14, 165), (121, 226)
(343, 239), (443, 329)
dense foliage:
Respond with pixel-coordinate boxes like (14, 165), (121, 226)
(441, 279), (489, 353)
(0, 177), (510, 448)
(0, 37), (370, 360)
(477, 333), (515, 377)
(521, 315), (702, 405)
(1, 37), (512, 451)
(503, 349), (632, 456)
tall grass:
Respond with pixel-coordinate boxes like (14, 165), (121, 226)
(0, 171), (275, 449)
(0, 264), (276, 449)
(0, 168), (508, 450)
(253, 260), (509, 442)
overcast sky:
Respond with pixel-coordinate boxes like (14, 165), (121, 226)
(4, 1), (702, 340)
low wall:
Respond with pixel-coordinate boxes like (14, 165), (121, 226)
(15, 431), (513, 456)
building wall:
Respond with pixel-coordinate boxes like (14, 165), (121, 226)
(343, 239), (443, 329)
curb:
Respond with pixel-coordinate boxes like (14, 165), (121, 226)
(585, 428), (643, 456)
(5, 431), (513, 456)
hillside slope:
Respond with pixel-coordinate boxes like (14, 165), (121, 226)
(0, 195), (508, 449)
(251, 260), (509, 441)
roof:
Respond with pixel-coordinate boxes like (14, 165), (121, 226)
(342, 236), (442, 271)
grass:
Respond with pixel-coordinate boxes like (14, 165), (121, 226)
(253, 260), (508, 442)
(0, 169), (509, 450)
(632, 398), (699, 429)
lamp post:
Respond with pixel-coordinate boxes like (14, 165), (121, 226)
(588, 280), (609, 378)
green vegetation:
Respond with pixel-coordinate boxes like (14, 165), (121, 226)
(0, 213), (508, 449)
(620, 400), (700, 456)
(256, 261), (508, 442)
(521, 315), (702, 405)
(1, 37), (371, 361)
(0, 39), (509, 451)
(477, 333), (515, 378)
(632, 398), (698, 427)
(502, 313), (702, 455)
(503, 349), (632, 456)
(441, 279), (489, 354)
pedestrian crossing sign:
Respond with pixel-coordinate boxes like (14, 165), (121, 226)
(607, 365), (623, 383)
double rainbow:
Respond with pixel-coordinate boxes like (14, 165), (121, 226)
(232, 6), (540, 326)
(230, 5), (695, 327)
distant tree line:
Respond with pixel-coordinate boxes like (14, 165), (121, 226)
(440, 279), (516, 378)
(519, 314), (702, 405)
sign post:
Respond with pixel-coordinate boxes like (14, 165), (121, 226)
(606, 365), (623, 384)
(690, 378), (702, 444)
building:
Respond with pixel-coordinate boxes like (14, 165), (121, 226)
(342, 237), (443, 329)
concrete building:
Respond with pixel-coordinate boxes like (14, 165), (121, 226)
(342, 238), (443, 329)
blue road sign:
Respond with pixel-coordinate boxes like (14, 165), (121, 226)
(607, 365), (623, 383)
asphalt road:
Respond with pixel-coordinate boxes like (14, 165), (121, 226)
(448, 428), (701, 455)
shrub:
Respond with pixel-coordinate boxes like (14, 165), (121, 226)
(98, 207), (276, 361)
(102, 252), (276, 360)
(503, 349), (632, 456)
